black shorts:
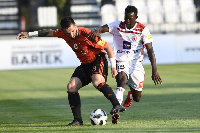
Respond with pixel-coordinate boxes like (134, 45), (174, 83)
(71, 52), (108, 87)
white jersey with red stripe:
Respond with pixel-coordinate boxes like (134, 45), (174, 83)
(107, 21), (153, 62)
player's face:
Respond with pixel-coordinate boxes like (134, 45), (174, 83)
(124, 12), (138, 29)
(63, 24), (78, 39)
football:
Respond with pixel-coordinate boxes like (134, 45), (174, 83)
(90, 109), (108, 125)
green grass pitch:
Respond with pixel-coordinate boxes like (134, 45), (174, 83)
(0, 64), (200, 133)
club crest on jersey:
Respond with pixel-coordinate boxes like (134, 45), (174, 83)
(132, 35), (137, 41)
(123, 41), (131, 49)
(74, 43), (78, 49)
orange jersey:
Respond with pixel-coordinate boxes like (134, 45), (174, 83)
(53, 27), (107, 64)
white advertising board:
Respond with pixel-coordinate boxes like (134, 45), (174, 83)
(142, 34), (177, 65)
(0, 37), (80, 70)
(175, 34), (200, 63)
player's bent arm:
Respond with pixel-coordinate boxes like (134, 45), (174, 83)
(104, 44), (116, 68)
(104, 43), (117, 77)
(88, 25), (109, 42)
(96, 24), (109, 33)
(104, 43), (114, 59)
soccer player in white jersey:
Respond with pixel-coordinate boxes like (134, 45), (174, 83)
(89, 5), (162, 124)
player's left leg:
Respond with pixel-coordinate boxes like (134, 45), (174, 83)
(123, 87), (142, 109)
(91, 52), (125, 124)
(123, 60), (145, 109)
(93, 75), (118, 106)
(131, 87), (142, 102)
(94, 78), (125, 125)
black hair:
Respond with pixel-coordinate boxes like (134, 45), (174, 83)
(60, 16), (75, 28)
(125, 5), (138, 16)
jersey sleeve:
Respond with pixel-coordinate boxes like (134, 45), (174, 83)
(142, 27), (153, 44)
(94, 39), (107, 49)
(53, 29), (63, 38)
(107, 21), (121, 34)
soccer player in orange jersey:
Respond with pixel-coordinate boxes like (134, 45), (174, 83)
(17, 16), (126, 126)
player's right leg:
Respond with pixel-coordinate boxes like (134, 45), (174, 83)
(115, 72), (127, 105)
(66, 77), (83, 126)
(115, 61), (129, 105)
(111, 62), (129, 124)
(65, 65), (91, 126)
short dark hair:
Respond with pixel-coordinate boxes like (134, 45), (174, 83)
(125, 5), (138, 16)
(60, 16), (75, 28)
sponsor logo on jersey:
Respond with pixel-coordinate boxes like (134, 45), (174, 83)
(117, 50), (130, 54)
(97, 39), (106, 46)
(117, 50), (138, 54)
(123, 41), (131, 49)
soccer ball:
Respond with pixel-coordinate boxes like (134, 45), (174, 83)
(90, 109), (108, 125)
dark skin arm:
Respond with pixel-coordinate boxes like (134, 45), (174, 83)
(145, 43), (162, 85)
(87, 25), (109, 41)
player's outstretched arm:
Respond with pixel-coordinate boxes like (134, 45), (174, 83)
(146, 43), (162, 85)
(16, 29), (54, 40)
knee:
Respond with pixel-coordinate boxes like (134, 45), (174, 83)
(133, 95), (141, 102)
(92, 75), (105, 88)
(118, 79), (127, 86)
(92, 80), (100, 89)
(116, 73), (127, 87)
(67, 83), (78, 92)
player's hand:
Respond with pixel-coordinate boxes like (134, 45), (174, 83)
(16, 32), (29, 40)
(111, 67), (118, 78)
(88, 29), (101, 42)
(152, 71), (162, 85)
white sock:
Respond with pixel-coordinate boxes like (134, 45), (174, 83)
(114, 87), (125, 105)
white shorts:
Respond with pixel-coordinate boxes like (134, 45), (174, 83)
(117, 60), (145, 91)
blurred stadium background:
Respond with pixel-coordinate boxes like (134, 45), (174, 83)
(0, 0), (200, 70)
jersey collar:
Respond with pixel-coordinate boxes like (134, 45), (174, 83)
(125, 22), (137, 31)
